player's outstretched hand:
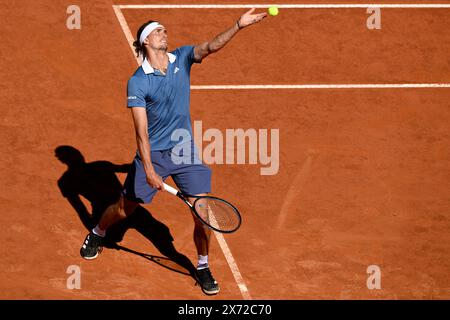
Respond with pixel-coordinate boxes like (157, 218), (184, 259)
(237, 8), (267, 28)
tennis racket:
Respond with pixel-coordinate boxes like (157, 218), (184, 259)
(163, 183), (241, 233)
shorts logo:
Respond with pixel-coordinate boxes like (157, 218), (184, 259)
(174, 67), (180, 74)
(128, 96), (137, 100)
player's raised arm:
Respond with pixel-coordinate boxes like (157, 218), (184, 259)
(193, 8), (267, 62)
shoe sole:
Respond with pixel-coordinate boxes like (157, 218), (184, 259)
(201, 287), (220, 295)
(195, 281), (220, 295)
(81, 252), (99, 260)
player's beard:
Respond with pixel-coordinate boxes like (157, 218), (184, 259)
(160, 40), (168, 51)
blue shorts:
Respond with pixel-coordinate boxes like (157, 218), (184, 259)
(122, 147), (211, 203)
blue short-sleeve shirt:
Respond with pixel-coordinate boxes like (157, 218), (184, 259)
(127, 45), (199, 151)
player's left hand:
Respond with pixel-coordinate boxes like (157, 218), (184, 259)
(238, 8), (267, 28)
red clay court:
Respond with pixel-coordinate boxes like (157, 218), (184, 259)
(1, 0), (449, 299)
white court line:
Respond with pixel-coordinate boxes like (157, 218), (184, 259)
(118, 4), (450, 9)
(208, 213), (252, 300)
(191, 84), (450, 89)
(112, 5), (141, 64)
(112, 5), (252, 300)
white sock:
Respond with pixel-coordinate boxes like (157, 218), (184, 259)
(197, 255), (209, 270)
(92, 225), (106, 237)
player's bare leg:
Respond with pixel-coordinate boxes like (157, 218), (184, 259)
(189, 195), (211, 256)
(98, 196), (138, 230)
(80, 195), (138, 259)
(188, 194), (219, 295)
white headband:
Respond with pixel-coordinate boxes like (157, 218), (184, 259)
(139, 22), (164, 46)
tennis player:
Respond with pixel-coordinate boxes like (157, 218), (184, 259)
(80, 8), (266, 295)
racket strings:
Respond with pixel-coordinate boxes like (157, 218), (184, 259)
(195, 198), (240, 232)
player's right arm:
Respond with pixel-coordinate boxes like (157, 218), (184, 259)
(130, 107), (164, 190)
(128, 75), (164, 191)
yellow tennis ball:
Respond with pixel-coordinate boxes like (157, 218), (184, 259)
(268, 6), (279, 16)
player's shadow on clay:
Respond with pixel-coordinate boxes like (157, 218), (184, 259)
(54, 145), (197, 279)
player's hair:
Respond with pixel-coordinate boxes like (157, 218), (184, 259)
(133, 20), (159, 58)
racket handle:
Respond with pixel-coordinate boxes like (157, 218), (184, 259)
(163, 183), (178, 196)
